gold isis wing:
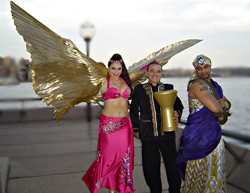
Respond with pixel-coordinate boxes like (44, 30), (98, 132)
(10, 1), (108, 122)
(10, 1), (202, 122)
(128, 39), (203, 89)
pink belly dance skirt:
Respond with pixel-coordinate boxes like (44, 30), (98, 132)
(82, 114), (135, 193)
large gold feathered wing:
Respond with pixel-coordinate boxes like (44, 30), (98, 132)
(128, 39), (202, 89)
(10, 1), (108, 123)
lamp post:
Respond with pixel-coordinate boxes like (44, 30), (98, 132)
(79, 21), (96, 122)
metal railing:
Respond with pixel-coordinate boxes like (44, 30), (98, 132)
(179, 119), (250, 162)
(0, 98), (42, 102)
(1, 99), (249, 145)
(180, 119), (250, 143)
(0, 98), (43, 117)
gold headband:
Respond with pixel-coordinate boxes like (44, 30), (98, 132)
(109, 59), (123, 64)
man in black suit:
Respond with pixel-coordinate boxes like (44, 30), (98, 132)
(130, 61), (184, 193)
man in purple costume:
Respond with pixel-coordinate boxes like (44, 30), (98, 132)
(176, 54), (231, 192)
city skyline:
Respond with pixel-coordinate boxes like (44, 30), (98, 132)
(1, 0), (250, 70)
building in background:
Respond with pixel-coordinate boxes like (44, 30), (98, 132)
(0, 56), (31, 84)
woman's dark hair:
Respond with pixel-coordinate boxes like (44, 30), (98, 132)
(108, 53), (132, 89)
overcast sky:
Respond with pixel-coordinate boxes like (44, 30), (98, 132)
(1, 0), (250, 69)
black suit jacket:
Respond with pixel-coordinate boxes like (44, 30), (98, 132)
(130, 82), (184, 141)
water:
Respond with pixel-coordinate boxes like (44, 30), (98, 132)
(164, 77), (250, 148)
(164, 77), (250, 133)
(1, 77), (250, 146)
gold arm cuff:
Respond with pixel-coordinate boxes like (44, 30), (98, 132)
(225, 99), (231, 110)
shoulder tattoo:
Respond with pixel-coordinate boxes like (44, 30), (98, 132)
(199, 82), (208, 92)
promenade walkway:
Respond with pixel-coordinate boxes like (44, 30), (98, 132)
(0, 115), (249, 193)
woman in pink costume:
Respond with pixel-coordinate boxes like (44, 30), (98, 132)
(82, 54), (135, 193)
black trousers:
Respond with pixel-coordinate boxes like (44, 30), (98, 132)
(141, 133), (181, 193)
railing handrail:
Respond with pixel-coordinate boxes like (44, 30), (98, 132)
(179, 119), (250, 163)
(179, 119), (250, 143)
(1, 99), (249, 144)
(0, 98), (42, 102)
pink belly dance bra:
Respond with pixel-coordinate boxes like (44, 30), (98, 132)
(102, 76), (131, 101)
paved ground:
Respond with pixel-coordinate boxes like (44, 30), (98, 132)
(0, 116), (249, 193)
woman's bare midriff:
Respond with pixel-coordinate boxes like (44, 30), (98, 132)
(102, 97), (128, 118)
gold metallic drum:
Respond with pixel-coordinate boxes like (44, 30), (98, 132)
(153, 90), (178, 132)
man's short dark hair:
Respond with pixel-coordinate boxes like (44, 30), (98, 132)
(146, 61), (162, 72)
